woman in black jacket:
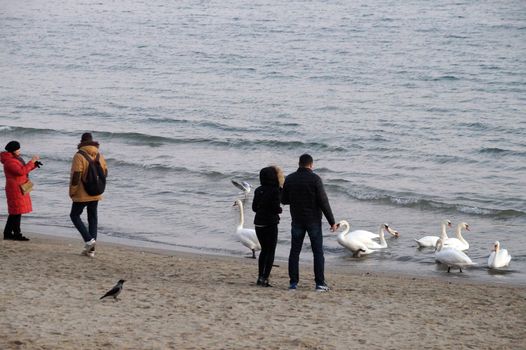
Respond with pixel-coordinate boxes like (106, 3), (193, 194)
(252, 165), (284, 287)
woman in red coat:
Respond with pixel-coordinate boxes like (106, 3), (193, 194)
(1, 141), (40, 241)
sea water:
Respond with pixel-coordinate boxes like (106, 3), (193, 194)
(1, 0), (525, 285)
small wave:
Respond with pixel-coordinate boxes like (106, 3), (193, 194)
(479, 147), (508, 154)
(15, 104), (41, 110)
(479, 65), (500, 71)
(457, 122), (488, 131)
(105, 131), (346, 153)
(415, 27), (439, 33)
(145, 117), (259, 133)
(0, 125), (343, 152)
(425, 107), (450, 113)
(273, 118), (299, 127)
(106, 159), (255, 181)
(445, 34), (468, 39)
(425, 75), (460, 82)
(0, 125), (61, 136)
(432, 154), (476, 164)
(332, 184), (526, 219)
(477, 147), (526, 157)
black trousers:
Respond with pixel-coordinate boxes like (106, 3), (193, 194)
(70, 201), (98, 243)
(4, 214), (22, 236)
(255, 224), (278, 279)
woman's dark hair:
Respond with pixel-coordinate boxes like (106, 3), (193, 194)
(259, 166), (279, 187)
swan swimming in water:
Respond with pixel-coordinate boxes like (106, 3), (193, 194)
(434, 238), (475, 273)
(348, 223), (399, 249)
(487, 241), (511, 269)
(336, 220), (377, 257)
(233, 199), (260, 258)
(414, 219), (451, 248)
(443, 222), (470, 251)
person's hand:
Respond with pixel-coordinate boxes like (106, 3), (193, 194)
(330, 223), (340, 232)
(34, 161), (43, 168)
(31, 155), (40, 162)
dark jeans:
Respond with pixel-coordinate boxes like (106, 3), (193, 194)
(70, 201), (98, 243)
(4, 214), (22, 236)
(289, 221), (325, 286)
(255, 224), (278, 280)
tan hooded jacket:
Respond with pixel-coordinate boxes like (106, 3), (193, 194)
(69, 144), (108, 202)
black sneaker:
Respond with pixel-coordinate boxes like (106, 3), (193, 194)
(256, 277), (265, 286)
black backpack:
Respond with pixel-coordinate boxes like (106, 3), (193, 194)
(78, 150), (106, 196)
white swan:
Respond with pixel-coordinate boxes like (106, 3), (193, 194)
(414, 219), (451, 248)
(443, 222), (470, 251)
(336, 220), (377, 257)
(233, 199), (260, 258)
(487, 241), (511, 269)
(348, 223), (399, 249)
(435, 238), (475, 273)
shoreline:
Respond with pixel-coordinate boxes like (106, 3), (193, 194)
(1, 232), (525, 349)
(27, 229), (526, 289)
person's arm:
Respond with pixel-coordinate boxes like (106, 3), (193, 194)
(69, 154), (84, 198)
(316, 177), (335, 226)
(281, 180), (290, 205)
(271, 188), (283, 214)
(252, 189), (261, 213)
(7, 157), (38, 176)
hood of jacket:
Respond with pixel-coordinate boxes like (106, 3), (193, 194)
(1, 151), (17, 164)
(259, 166), (279, 187)
(78, 144), (99, 157)
(77, 140), (99, 150)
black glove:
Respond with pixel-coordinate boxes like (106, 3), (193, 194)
(34, 161), (43, 168)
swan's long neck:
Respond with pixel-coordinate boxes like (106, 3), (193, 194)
(440, 222), (449, 240)
(378, 225), (387, 248)
(342, 223), (350, 235)
(338, 221), (350, 240)
(455, 224), (467, 244)
(237, 201), (244, 229)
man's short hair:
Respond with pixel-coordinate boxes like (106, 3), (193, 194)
(299, 153), (313, 167)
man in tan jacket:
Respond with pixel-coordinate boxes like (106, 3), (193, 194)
(69, 133), (108, 257)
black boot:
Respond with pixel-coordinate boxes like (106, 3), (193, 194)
(12, 233), (29, 241)
(3, 233), (14, 240)
(256, 276), (265, 286)
(262, 278), (272, 287)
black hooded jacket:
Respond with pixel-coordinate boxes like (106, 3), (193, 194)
(252, 167), (282, 226)
(281, 167), (335, 226)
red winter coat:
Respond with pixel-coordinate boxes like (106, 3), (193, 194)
(1, 152), (37, 215)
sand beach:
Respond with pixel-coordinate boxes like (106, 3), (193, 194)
(1, 233), (525, 350)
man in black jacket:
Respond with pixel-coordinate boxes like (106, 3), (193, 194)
(282, 154), (338, 292)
